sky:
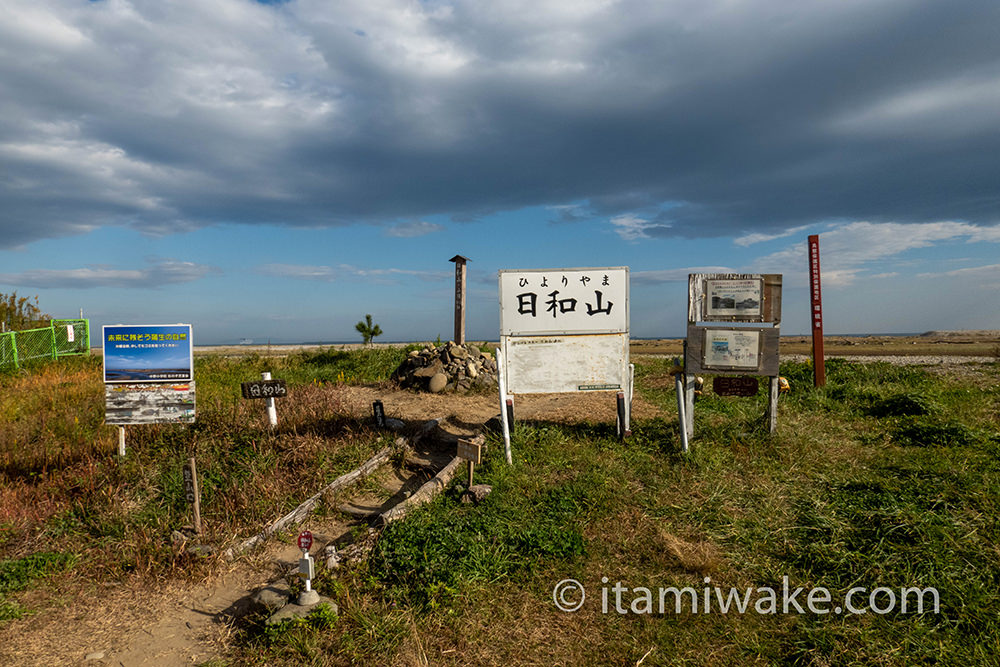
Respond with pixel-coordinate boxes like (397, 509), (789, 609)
(1, 0), (999, 345)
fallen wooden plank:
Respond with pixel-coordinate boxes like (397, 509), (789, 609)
(378, 434), (485, 525)
(228, 438), (401, 557)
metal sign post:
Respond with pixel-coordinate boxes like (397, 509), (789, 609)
(297, 530), (319, 605)
(808, 235), (826, 387)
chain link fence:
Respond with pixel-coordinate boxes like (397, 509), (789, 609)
(0, 319), (90, 371)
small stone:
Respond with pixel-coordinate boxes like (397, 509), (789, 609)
(186, 544), (216, 558)
(461, 484), (493, 504)
(252, 580), (292, 612)
(450, 346), (468, 359)
(324, 545), (340, 570)
(266, 598), (338, 625)
(85, 651), (105, 661)
(428, 373), (448, 393)
(466, 363), (478, 379)
(385, 418), (405, 431)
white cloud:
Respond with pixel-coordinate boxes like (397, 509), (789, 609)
(384, 221), (445, 237)
(752, 221), (1000, 287)
(258, 262), (449, 284)
(0, 258), (219, 288)
(633, 266), (733, 285)
(734, 225), (813, 247)
(611, 214), (654, 241)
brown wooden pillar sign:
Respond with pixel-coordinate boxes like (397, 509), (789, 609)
(449, 255), (469, 345)
(807, 235), (826, 387)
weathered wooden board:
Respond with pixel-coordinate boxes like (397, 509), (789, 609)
(105, 382), (196, 424)
(503, 333), (629, 394)
(713, 376), (761, 396)
(687, 273), (782, 324)
(685, 325), (780, 376)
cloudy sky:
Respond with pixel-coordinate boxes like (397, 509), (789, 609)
(2, 0), (999, 344)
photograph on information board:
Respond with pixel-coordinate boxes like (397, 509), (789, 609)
(703, 329), (760, 369)
(704, 279), (762, 318)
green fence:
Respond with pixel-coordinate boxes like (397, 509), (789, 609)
(0, 319), (90, 371)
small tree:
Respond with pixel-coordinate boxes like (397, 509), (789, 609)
(1, 292), (48, 332)
(355, 314), (383, 345)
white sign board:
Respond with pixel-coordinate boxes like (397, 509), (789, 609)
(499, 267), (628, 336)
(702, 329), (760, 369)
(503, 334), (629, 394)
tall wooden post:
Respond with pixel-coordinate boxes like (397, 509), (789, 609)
(808, 235), (826, 387)
(449, 255), (469, 344)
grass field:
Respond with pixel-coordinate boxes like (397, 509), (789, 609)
(2, 347), (999, 665)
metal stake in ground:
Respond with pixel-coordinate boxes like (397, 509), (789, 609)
(297, 530), (319, 605)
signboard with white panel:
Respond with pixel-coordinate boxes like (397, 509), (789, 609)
(499, 267), (628, 336)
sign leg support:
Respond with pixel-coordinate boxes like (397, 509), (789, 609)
(118, 426), (126, 457)
(683, 374), (696, 440)
(767, 376), (779, 433)
(496, 349), (513, 464)
(675, 373), (689, 453)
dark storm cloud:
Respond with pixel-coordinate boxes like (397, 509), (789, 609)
(2, 0), (999, 249)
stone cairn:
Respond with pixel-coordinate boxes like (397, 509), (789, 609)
(393, 342), (498, 393)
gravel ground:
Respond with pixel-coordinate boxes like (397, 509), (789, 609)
(781, 354), (995, 365)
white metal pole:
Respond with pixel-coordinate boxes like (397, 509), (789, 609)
(675, 372), (689, 453)
(496, 347), (512, 464)
(262, 371), (278, 427)
(118, 426), (126, 457)
(626, 362), (635, 432)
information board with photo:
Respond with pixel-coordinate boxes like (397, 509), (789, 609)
(103, 324), (193, 383)
(702, 329), (761, 369)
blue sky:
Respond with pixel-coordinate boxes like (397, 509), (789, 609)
(2, 1), (999, 344)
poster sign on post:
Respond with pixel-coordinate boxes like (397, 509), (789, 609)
(102, 324), (196, 451)
(103, 324), (193, 383)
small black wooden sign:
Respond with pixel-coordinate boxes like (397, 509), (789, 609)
(241, 379), (288, 399)
(372, 400), (386, 428)
(713, 376), (759, 397)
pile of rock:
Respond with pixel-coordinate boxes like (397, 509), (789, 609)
(393, 342), (498, 393)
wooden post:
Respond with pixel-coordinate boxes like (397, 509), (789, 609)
(468, 460), (474, 487)
(808, 235), (826, 387)
(184, 457), (202, 534)
(117, 426), (126, 457)
(449, 255), (469, 345)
